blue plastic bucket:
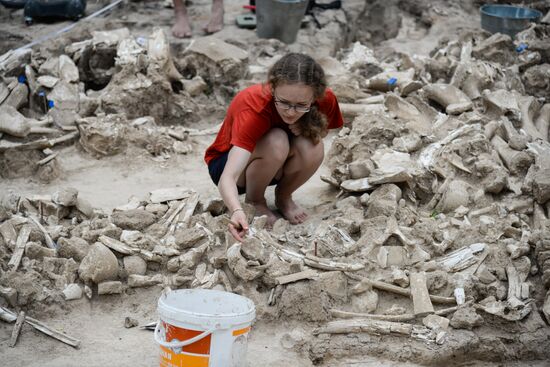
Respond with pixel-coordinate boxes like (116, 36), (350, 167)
(480, 5), (542, 38)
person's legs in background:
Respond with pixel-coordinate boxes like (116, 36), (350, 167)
(172, 0), (192, 38)
(204, 0), (224, 34)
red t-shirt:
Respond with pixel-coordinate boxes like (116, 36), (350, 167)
(204, 84), (344, 164)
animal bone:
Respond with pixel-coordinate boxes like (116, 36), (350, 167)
(491, 135), (533, 175)
(384, 94), (432, 135)
(518, 95), (544, 140)
(534, 104), (550, 141)
(422, 83), (473, 115)
(498, 117), (528, 150)
(347, 273), (455, 305)
(0, 105), (32, 137)
(482, 89), (521, 122)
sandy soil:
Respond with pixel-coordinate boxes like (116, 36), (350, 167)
(1, 0), (547, 366)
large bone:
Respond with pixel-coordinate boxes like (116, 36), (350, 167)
(313, 318), (432, 340)
(348, 273), (455, 304)
(0, 105), (31, 137)
(409, 272), (434, 316)
(491, 135), (533, 175)
(534, 104), (550, 141)
(365, 69), (416, 93)
(422, 83), (473, 115)
(147, 28), (183, 83)
(498, 117), (528, 150)
(506, 257), (531, 303)
(482, 89), (521, 122)
(451, 59), (499, 100)
(338, 103), (384, 119)
(518, 95), (544, 140)
(384, 94), (432, 135)
(330, 302), (469, 322)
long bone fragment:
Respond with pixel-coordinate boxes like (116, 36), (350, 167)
(382, 216), (419, 248)
(384, 94), (432, 135)
(330, 301), (471, 322)
(254, 230), (363, 271)
(313, 318), (432, 339)
(499, 117), (528, 150)
(422, 83), (473, 115)
(482, 89), (521, 122)
(491, 135), (533, 175)
(410, 272), (435, 316)
(451, 60), (499, 100)
(0, 105), (31, 137)
(7, 225), (31, 270)
(0, 131), (79, 152)
(518, 95), (544, 140)
(436, 243), (486, 272)
(534, 104), (550, 141)
(346, 273), (456, 305)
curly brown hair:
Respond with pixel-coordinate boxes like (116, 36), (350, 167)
(267, 53), (328, 144)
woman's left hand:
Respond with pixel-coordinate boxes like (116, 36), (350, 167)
(289, 123), (302, 136)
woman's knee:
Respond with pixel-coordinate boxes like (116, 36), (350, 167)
(260, 128), (290, 162)
(292, 137), (324, 165)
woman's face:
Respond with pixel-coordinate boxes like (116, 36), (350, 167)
(273, 83), (314, 125)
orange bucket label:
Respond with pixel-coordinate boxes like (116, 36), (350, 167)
(160, 322), (211, 367)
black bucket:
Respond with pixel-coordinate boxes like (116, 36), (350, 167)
(480, 4), (542, 38)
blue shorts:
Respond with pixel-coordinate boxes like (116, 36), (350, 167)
(208, 151), (279, 195)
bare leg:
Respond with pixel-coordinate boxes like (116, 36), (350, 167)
(172, 0), (192, 38)
(204, 0), (224, 34)
(238, 128), (289, 227)
(275, 136), (324, 224)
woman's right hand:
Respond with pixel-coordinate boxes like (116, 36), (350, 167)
(229, 209), (249, 242)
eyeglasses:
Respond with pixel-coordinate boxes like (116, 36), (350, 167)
(273, 93), (312, 113)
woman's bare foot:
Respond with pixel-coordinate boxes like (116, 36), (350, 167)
(246, 199), (279, 228)
(203, 0), (224, 34)
(172, 12), (192, 38)
(275, 192), (308, 224)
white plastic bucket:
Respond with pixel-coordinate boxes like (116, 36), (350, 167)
(155, 289), (256, 367)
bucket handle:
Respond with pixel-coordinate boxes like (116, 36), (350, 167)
(154, 321), (215, 349)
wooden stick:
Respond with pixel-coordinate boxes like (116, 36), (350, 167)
(0, 306), (81, 348)
(346, 273), (456, 305)
(9, 311), (25, 347)
(28, 216), (56, 249)
(410, 272), (434, 316)
(25, 315), (81, 348)
(7, 225), (31, 270)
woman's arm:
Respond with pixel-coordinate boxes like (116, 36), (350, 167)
(218, 146), (251, 241)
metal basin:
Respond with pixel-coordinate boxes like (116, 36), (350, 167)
(480, 4), (542, 38)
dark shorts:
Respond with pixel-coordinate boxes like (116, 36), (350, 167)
(208, 151), (279, 195)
